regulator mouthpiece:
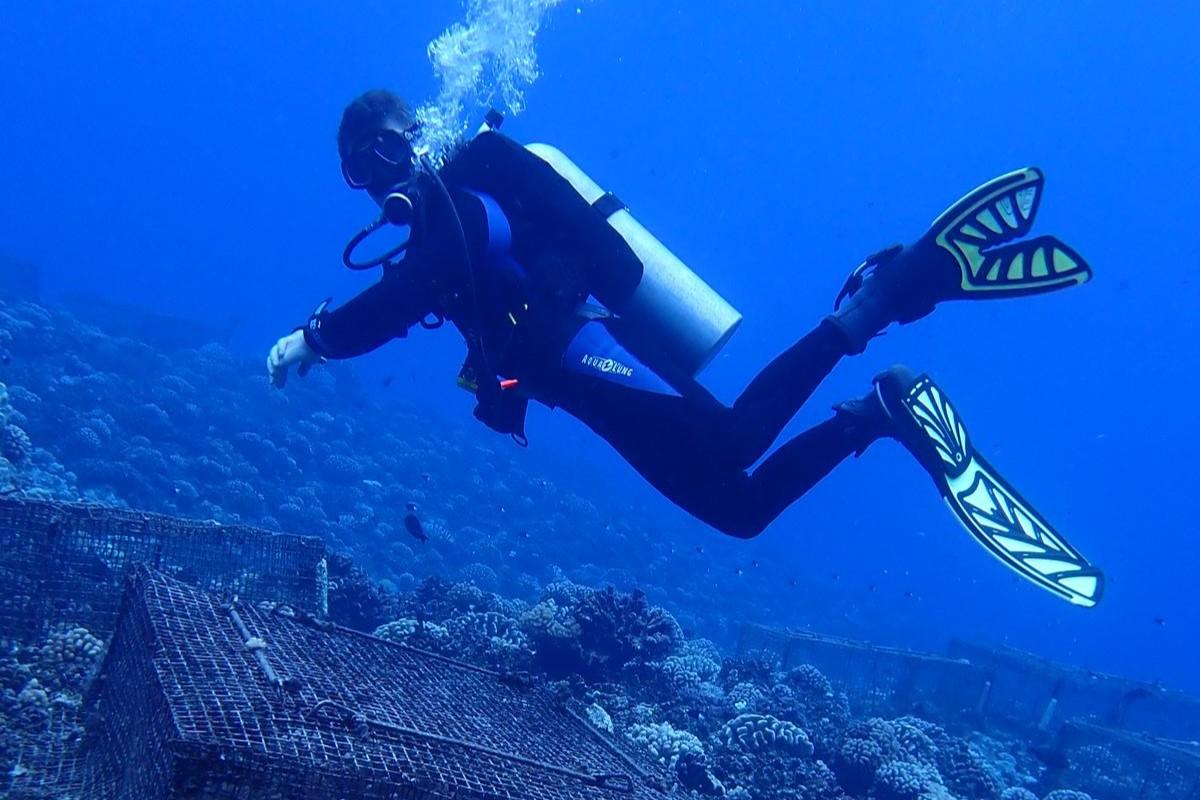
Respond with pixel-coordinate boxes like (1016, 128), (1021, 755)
(382, 192), (414, 226)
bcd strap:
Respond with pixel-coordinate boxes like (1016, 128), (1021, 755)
(459, 189), (531, 444)
(472, 381), (529, 442)
(592, 192), (626, 219)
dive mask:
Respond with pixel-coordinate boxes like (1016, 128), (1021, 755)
(340, 127), (416, 189)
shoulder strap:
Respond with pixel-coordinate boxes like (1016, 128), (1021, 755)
(465, 190), (514, 257)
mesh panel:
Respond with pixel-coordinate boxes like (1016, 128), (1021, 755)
(0, 497), (329, 799)
(85, 566), (674, 800)
(948, 640), (1200, 737)
(1055, 721), (1200, 800)
(736, 623), (989, 717)
(0, 497), (327, 645)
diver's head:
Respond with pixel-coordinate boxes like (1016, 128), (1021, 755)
(338, 90), (421, 206)
(338, 90), (427, 270)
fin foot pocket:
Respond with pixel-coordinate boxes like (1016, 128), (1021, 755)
(875, 368), (1104, 608)
(930, 167), (1093, 298)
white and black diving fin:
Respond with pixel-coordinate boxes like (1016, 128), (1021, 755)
(875, 367), (1104, 608)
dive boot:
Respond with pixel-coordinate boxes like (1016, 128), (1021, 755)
(870, 365), (1105, 608)
(829, 168), (1093, 353)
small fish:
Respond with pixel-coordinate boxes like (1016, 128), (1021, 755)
(420, 472), (432, 482)
(734, 567), (744, 577)
(830, 572), (840, 582)
(868, 584), (878, 593)
(382, 375), (396, 388)
(904, 591), (916, 600)
(750, 559), (760, 569)
(405, 501), (418, 512)
(694, 545), (704, 554)
(1154, 617), (1166, 627)
(403, 513), (428, 543)
(518, 529), (530, 539)
(788, 578), (798, 588)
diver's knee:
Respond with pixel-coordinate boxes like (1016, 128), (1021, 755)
(716, 514), (768, 540)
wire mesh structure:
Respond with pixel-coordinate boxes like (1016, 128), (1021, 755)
(0, 497), (330, 799)
(81, 566), (675, 800)
(0, 496), (328, 646)
(948, 639), (1200, 738)
(1050, 720), (1200, 800)
(736, 622), (989, 717)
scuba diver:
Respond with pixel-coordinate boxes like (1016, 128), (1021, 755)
(267, 90), (1104, 607)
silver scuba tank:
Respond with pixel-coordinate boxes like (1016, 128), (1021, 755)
(525, 143), (742, 377)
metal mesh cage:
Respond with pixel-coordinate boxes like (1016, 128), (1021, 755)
(949, 640), (1200, 738)
(735, 623), (988, 717)
(82, 566), (674, 800)
(0, 496), (328, 646)
(1053, 721), (1200, 800)
(1, 497), (330, 799)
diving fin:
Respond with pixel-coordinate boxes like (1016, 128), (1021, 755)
(874, 366), (1104, 608)
(830, 168), (1092, 354)
(927, 167), (1092, 298)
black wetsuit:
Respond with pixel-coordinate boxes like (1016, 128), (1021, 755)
(305, 133), (878, 538)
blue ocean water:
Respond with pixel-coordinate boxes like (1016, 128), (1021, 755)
(1, 0), (1197, 742)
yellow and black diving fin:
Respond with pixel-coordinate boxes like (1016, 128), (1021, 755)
(831, 168), (1094, 353)
(927, 167), (1092, 298)
(875, 366), (1104, 608)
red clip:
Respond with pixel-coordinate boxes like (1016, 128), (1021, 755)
(499, 378), (520, 391)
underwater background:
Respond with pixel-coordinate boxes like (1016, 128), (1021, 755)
(1, 2), (1199, 797)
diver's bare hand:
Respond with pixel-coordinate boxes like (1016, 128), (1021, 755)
(266, 330), (322, 388)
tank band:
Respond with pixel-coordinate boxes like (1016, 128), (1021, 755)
(592, 192), (627, 219)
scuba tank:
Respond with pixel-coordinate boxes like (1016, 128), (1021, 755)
(524, 143), (743, 377)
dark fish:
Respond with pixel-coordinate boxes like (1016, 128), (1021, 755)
(904, 591), (916, 600)
(74, 554), (113, 582)
(1125, 686), (1154, 701)
(788, 578), (798, 588)
(403, 513), (428, 543)
(750, 559), (760, 569)
(518, 529), (530, 539)
(694, 545), (704, 554)
(734, 567), (744, 577)
(420, 472), (432, 482)
(1030, 744), (1069, 771)
(382, 375), (396, 388)
(868, 584), (878, 593)
(405, 501), (418, 512)
(1154, 617), (1166, 627)
(0, 487), (19, 497)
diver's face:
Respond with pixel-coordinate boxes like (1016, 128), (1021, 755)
(341, 124), (418, 205)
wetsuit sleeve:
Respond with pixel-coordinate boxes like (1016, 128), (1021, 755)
(302, 266), (434, 359)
